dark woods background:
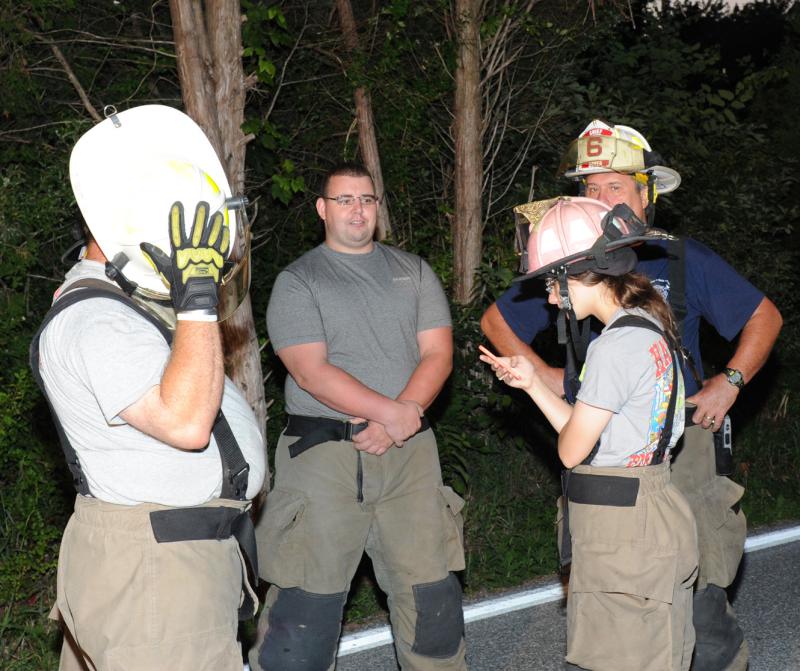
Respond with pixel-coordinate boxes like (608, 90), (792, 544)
(1, 1), (798, 666)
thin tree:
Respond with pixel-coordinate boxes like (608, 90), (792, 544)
(452, 0), (483, 304)
(168, 0), (267, 434)
(335, 0), (392, 239)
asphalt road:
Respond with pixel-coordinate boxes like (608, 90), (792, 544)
(336, 538), (800, 671)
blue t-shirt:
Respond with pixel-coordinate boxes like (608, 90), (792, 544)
(495, 238), (764, 396)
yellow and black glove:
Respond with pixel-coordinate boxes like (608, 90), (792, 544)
(140, 201), (230, 321)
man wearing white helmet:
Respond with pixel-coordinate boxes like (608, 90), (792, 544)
(30, 105), (265, 671)
(481, 120), (782, 670)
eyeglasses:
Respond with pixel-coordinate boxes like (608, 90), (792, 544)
(323, 194), (379, 207)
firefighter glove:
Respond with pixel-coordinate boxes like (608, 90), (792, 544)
(140, 200), (230, 321)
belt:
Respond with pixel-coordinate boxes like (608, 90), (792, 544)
(285, 414), (431, 458)
(149, 506), (257, 620)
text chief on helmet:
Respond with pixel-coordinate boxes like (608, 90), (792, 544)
(483, 118), (784, 671)
(559, 119), (680, 225)
(69, 104), (251, 322)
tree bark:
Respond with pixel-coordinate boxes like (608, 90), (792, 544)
(335, 0), (391, 239)
(168, 0), (267, 438)
(452, 0), (483, 304)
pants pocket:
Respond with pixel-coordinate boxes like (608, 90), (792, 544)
(255, 488), (307, 586)
(438, 486), (466, 571)
(568, 541), (689, 671)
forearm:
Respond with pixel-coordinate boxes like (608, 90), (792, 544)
(122, 321), (224, 449)
(481, 303), (563, 394)
(527, 378), (573, 433)
(727, 297), (782, 382)
(291, 361), (399, 423)
(397, 352), (452, 411)
(162, 322), (224, 427)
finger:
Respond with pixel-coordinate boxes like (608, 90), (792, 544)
(169, 202), (185, 250)
(192, 201), (210, 247)
(139, 242), (172, 285)
(207, 211), (225, 252)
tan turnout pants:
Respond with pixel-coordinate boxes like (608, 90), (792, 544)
(51, 495), (253, 671)
(250, 428), (467, 671)
(563, 462), (699, 671)
(670, 423), (746, 590)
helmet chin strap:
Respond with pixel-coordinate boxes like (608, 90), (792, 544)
(105, 252), (139, 296)
(554, 266), (592, 403)
(645, 173), (657, 227)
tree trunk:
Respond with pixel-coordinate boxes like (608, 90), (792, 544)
(452, 0), (483, 304)
(168, 0), (267, 437)
(335, 0), (391, 239)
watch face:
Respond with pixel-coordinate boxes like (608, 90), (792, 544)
(725, 368), (744, 388)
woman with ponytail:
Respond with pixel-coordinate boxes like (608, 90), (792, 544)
(481, 198), (698, 671)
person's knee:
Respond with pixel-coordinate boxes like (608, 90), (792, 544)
(411, 573), (464, 659)
(257, 587), (346, 671)
(692, 584), (745, 671)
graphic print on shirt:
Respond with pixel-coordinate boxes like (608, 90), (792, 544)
(626, 338), (674, 468)
(649, 278), (670, 303)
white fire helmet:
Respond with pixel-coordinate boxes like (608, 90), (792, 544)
(69, 104), (250, 320)
(559, 120), (681, 195)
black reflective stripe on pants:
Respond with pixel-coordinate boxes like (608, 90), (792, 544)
(259, 587), (347, 671)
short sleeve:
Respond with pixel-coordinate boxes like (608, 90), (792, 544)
(577, 331), (648, 413)
(266, 269), (325, 352)
(495, 280), (553, 343)
(417, 259), (452, 332)
(684, 239), (764, 341)
(72, 300), (169, 423)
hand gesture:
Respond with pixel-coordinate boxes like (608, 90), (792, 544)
(479, 348), (536, 391)
(140, 201), (229, 320)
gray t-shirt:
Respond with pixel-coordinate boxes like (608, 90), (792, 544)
(267, 242), (452, 419)
(576, 308), (685, 468)
(38, 261), (266, 506)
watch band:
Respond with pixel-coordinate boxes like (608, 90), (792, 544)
(724, 367), (745, 389)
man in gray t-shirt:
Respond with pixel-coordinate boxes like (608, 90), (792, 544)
(251, 164), (467, 671)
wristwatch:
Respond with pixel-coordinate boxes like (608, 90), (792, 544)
(724, 367), (745, 389)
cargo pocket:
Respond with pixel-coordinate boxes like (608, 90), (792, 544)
(705, 476), (746, 587)
(571, 540), (678, 603)
(567, 541), (682, 671)
(255, 489), (307, 586)
(438, 486), (466, 571)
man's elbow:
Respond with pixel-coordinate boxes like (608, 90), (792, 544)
(765, 298), (783, 334)
(169, 423), (214, 451)
(480, 303), (500, 339)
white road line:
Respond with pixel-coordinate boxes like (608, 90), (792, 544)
(335, 523), (800, 657)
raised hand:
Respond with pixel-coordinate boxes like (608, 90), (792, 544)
(140, 201), (229, 320)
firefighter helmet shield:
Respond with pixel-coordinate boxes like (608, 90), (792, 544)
(559, 119), (681, 195)
(520, 197), (672, 280)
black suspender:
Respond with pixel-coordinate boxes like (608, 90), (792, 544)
(29, 279), (249, 501)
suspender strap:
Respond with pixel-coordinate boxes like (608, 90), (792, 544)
(668, 238), (687, 342)
(29, 279), (249, 500)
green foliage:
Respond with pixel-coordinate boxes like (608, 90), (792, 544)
(0, 370), (67, 668)
(2, 0), (800, 661)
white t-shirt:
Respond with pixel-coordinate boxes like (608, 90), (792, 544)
(576, 308), (685, 468)
(38, 261), (266, 506)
